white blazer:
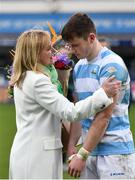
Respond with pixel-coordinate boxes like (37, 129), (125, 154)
(9, 71), (112, 179)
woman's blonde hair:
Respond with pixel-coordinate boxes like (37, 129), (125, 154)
(11, 29), (51, 88)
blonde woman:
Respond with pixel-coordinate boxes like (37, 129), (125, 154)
(9, 29), (120, 179)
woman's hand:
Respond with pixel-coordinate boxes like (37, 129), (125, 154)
(102, 76), (121, 97)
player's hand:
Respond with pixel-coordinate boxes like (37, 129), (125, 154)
(68, 155), (86, 178)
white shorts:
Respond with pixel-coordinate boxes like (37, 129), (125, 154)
(80, 153), (135, 179)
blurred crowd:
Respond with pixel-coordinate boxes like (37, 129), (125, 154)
(0, 37), (135, 104)
(0, 68), (9, 103)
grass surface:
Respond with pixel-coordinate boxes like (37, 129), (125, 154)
(129, 103), (135, 139)
(0, 103), (135, 179)
(0, 104), (16, 179)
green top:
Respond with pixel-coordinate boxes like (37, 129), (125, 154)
(43, 64), (63, 94)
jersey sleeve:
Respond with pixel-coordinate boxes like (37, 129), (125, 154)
(99, 62), (129, 86)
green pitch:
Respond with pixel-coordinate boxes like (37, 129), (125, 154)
(0, 104), (16, 178)
(0, 103), (135, 179)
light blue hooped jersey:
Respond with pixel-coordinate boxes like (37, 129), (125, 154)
(73, 47), (135, 155)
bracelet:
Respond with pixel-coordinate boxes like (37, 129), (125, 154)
(77, 147), (89, 161)
(67, 154), (76, 163)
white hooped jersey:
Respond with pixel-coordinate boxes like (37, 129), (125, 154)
(73, 47), (135, 155)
